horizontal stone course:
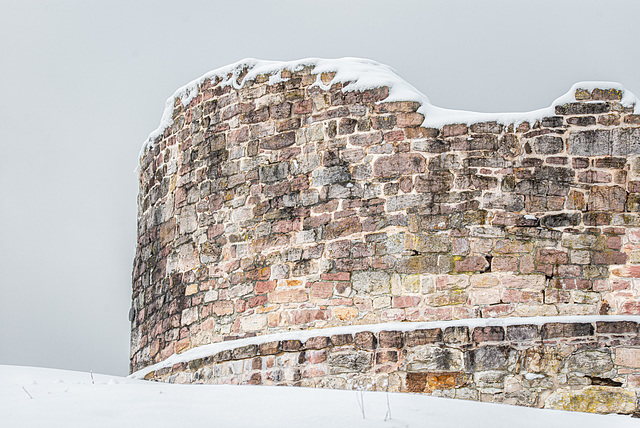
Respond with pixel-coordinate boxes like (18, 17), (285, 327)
(142, 319), (640, 415)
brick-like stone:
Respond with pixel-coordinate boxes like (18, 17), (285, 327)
(379, 330), (404, 348)
(373, 153), (426, 178)
(541, 322), (594, 340)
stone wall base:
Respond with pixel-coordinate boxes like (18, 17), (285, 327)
(142, 319), (640, 415)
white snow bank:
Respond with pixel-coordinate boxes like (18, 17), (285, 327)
(130, 315), (640, 380)
(140, 57), (639, 159)
(1, 364), (635, 428)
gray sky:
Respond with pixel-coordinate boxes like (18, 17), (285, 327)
(1, 0), (638, 376)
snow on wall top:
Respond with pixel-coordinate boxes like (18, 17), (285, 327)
(140, 57), (639, 159)
(129, 315), (640, 379)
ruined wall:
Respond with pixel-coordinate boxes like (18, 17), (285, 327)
(140, 319), (640, 415)
(132, 59), (640, 381)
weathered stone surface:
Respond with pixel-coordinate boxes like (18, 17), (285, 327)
(534, 135), (564, 154)
(406, 371), (468, 393)
(405, 345), (464, 371)
(544, 386), (636, 414)
(468, 345), (510, 371)
(566, 349), (614, 376)
(555, 102), (611, 115)
(373, 153), (426, 178)
(135, 61), (640, 413)
(327, 351), (372, 374)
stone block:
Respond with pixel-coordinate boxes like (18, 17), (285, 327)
(405, 346), (464, 371)
(406, 371), (468, 393)
(555, 102), (611, 115)
(454, 256), (489, 273)
(379, 330), (404, 348)
(443, 326), (470, 345)
(404, 328), (442, 346)
(596, 321), (639, 334)
(534, 135), (564, 154)
(354, 331), (377, 350)
(506, 325), (540, 342)
(261, 131), (295, 150)
(327, 350), (372, 374)
(468, 345), (510, 371)
(330, 334), (353, 346)
(373, 153), (426, 178)
(615, 348), (640, 368)
(541, 322), (594, 340)
(304, 336), (330, 350)
(232, 344), (259, 360)
(282, 339), (303, 351)
(544, 386), (636, 414)
(352, 271), (391, 294)
(567, 349), (614, 378)
(472, 326), (505, 343)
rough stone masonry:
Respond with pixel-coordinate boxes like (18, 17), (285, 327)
(132, 59), (640, 414)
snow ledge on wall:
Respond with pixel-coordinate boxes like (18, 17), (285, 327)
(129, 315), (640, 380)
(140, 57), (639, 159)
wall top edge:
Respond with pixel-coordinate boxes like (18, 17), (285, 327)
(139, 57), (639, 161)
(129, 314), (640, 379)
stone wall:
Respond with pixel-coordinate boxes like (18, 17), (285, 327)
(141, 319), (640, 415)
(132, 59), (640, 385)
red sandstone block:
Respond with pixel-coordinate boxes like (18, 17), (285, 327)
(304, 336), (330, 350)
(606, 236), (622, 250)
(306, 350), (327, 364)
(557, 264), (582, 277)
(273, 218), (302, 234)
(454, 256), (489, 273)
(621, 301), (640, 315)
(397, 113), (424, 128)
(293, 99), (312, 114)
(248, 294), (267, 308)
(235, 299), (246, 313)
(405, 127), (440, 139)
(537, 249), (569, 265)
(393, 295), (421, 308)
(228, 126), (249, 143)
(304, 213), (332, 229)
(480, 304), (515, 318)
(374, 101), (420, 113)
(290, 309), (329, 324)
(310, 282), (334, 299)
(593, 251), (628, 265)
(320, 272), (351, 281)
(269, 289), (309, 303)
(383, 130), (405, 142)
(502, 289), (542, 304)
(303, 366), (326, 379)
(325, 217), (362, 240)
(442, 123), (467, 137)
(593, 279), (610, 291)
(472, 326), (505, 343)
(255, 281), (276, 294)
(612, 279), (631, 290)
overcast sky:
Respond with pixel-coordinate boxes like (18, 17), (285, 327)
(1, 0), (639, 376)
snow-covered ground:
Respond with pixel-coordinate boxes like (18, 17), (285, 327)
(2, 365), (637, 427)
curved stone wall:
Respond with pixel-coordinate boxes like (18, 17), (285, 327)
(132, 58), (640, 375)
(137, 318), (640, 415)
